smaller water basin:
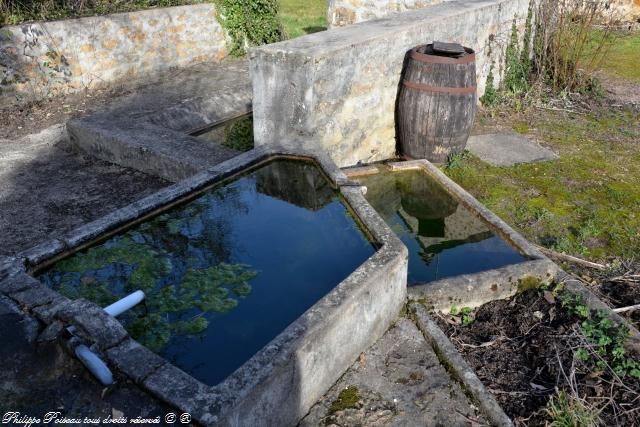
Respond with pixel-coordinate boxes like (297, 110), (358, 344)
(356, 169), (528, 284)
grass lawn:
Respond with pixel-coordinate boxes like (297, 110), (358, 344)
(442, 29), (640, 263)
(599, 31), (640, 81)
(279, 0), (327, 39)
(445, 107), (640, 262)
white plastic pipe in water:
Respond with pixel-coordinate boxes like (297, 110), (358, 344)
(103, 290), (145, 317)
(75, 344), (114, 385)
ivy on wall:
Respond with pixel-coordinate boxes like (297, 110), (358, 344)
(213, 0), (285, 56)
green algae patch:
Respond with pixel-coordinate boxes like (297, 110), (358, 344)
(328, 386), (360, 414)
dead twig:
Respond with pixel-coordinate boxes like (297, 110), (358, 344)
(535, 244), (607, 270)
(609, 274), (640, 284)
(613, 303), (640, 314)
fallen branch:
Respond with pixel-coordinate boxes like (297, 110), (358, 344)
(613, 303), (640, 314)
(609, 274), (640, 284)
(535, 245), (607, 271)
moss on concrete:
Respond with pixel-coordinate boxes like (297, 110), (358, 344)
(328, 385), (359, 414)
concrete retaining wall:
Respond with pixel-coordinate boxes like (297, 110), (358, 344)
(0, 4), (227, 105)
(327, 0), (449, 27)
(250, 0), (531, 168)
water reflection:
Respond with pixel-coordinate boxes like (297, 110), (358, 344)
(40, 159), (375, 386)
(358, 170), (527, 283)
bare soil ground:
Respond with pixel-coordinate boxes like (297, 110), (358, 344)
(567, 262), (640, 330)
(0, 85), (139, 140)
(435, 289), (640, 426)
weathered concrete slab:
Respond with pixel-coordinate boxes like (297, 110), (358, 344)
(467, 133), (559, 166)
(0, 136), (168, 257)
(67, 59), (252, 182)
(300, 317), (487, 426)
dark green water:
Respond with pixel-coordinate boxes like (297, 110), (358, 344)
(195, 115), (254, 152)
(39, 159), (375, 386)
(357, 170), (527, 284)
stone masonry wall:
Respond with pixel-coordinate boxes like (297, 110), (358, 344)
(328, 0), (640, 28)
(0, 4), (227, 105)
(327, 0), (450, 27)
(250, 0), (531, 168)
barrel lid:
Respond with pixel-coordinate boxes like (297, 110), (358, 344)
(432, 41), (466, 57)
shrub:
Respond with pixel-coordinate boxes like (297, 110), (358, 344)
(480, 0), (617, 106)
(532, 0), (616, 94)
(213, 0), (285, 56)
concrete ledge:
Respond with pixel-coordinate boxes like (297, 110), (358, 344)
(409, 259), (559, 311)
(18, 147), (408, 426)
(66, 59), (252, 182)
(411, 303), (513, 427)
(67, 118), (239, 182)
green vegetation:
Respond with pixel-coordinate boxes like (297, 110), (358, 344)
(597, 31), (640, 82)
(554, 285), (640, 379)
(444, 150), (471, 170)
(546, 391), (600, 427)
(223, 116), (254, 151)
(517, 276), (542, 292)
(0, 0), (208, 25)
(214, 0), (284, 56)
(49, 224), (257, 352)
(481, 0), (616, 106)
(449, 305), (474, 325)
(445, 108), (640, 261)
(328, 386), (360, 414)
(278, 0), (326, 39)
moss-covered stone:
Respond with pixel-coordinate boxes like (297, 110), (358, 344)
(328, 385), (359, 414)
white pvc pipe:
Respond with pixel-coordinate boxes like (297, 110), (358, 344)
(66, 290), (145, 385)
(74, 344), (114, 385)
(103, 290), (145, 317)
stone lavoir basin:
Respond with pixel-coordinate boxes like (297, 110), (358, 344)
(38, 158), (375, 387)
(355, 164), (529, 284)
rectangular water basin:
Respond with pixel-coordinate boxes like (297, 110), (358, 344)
(39, 158), (375, 387)
(3, 149), (407, 425)
(356, 168), (527, 284)
(347, 159), (557, 313)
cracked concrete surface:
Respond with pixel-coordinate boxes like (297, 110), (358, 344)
(300, 318), (487, 426)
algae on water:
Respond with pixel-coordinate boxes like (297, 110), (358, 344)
(42, 204), (257, 352)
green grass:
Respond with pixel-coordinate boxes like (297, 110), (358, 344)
(446, 109), (640, 262)
(278, 0), (326, 39)
(600, 32), (640, 81)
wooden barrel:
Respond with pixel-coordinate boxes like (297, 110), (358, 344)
(398, 43), (477, 163)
